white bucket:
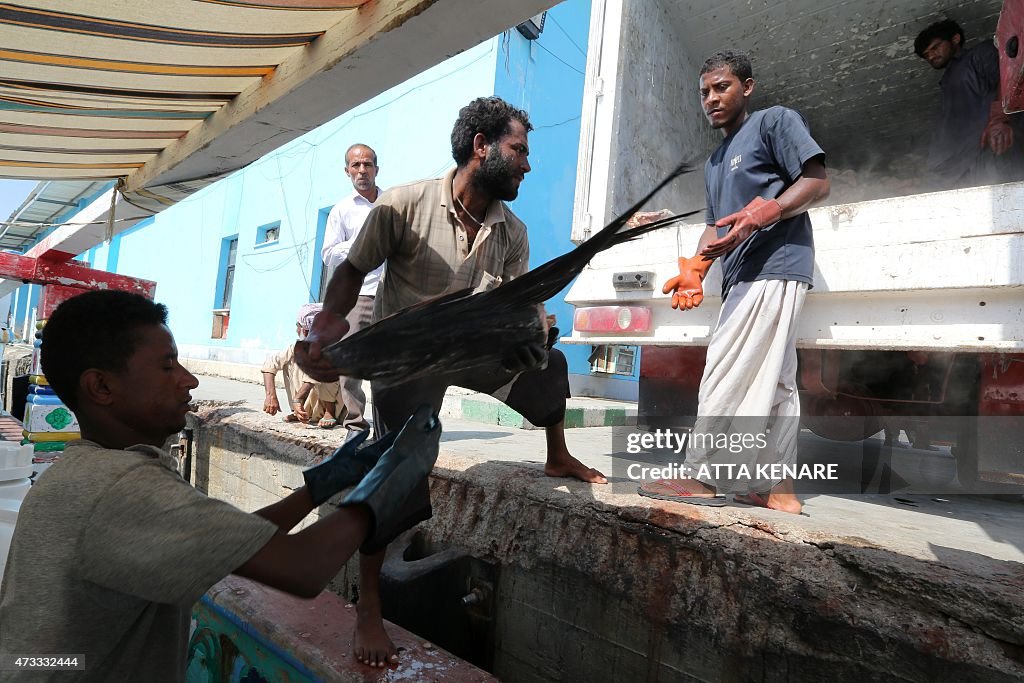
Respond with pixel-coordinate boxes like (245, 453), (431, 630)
(0, 443), (34, 578)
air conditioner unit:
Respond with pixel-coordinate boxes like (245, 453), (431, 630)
(516, 12), (546, 40)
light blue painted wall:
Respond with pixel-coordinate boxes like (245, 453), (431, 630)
(92, 40), (500, 362)
(493, 0), (597, 384)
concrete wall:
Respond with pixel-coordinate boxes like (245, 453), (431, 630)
(189, 406), (1024, 683)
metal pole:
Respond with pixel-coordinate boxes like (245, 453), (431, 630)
(20, 286), (31, 342)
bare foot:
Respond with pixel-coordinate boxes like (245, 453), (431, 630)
(734, 479), (802, 515)
(545, 453), (608, 484)
(353, 598), (397, 668)
(767, 494), (802, 514)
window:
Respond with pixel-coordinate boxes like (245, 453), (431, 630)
(312, 205), (333, 302)
(256, 221), (280, 246)
(221, 237), (237, 309)
(589, 344), (636, 376)
(212, 236), (238, 339)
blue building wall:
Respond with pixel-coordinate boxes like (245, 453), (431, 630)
(494, 0), (593, 385)
(20, 1), (608, 391)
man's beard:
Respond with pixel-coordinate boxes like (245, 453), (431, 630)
(473, 145), (519, 200)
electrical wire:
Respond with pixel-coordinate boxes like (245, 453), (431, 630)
(533, 38), (584, 75)
(548, 15), (587, 57)
(534, 115), (581, 130)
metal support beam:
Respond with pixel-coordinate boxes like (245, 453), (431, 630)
(0, 252), (155, 301)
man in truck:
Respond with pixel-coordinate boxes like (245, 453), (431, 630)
(915, 19), (1019, 186)
(635, 51), (830, 514)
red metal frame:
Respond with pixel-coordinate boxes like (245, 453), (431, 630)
(0, 251), (155, 316)
(997, 0), (1024, 113)
(979, 352), (1024, 415)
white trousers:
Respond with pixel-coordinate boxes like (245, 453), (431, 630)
(687, 279), (808, 493)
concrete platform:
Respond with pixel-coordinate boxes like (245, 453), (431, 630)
(184, 386), (1024, 682)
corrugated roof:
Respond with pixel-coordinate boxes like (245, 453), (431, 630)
(0, 179), (108, 250)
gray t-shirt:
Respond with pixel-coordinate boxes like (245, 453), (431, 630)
(0, 440), (277, 682)
(705, 106), (824, 297)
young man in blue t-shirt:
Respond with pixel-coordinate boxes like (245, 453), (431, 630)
(637, 52), (830, 514)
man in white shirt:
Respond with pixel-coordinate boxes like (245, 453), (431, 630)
(322, 144), (383, 432)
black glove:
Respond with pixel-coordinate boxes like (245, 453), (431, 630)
(501, 342), (548, 373)
(303, 428), (400, 506)
(338, 405), (442, 554)
(545, 326), (560, 350)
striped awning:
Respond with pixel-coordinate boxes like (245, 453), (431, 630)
(0, 0), (369, 192)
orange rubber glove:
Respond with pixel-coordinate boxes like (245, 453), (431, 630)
(661, 256), (714, 311)
(702, 197), (783, 259)
(981, 100), (1014, 156)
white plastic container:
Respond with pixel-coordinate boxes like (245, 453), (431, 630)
(0, 443), (34, 578)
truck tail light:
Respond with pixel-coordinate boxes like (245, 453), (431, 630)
(573, 306), (652, 332)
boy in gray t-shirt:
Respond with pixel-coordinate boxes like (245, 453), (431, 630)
(637, 51), (830, 514)
(0, 290), (440, 681)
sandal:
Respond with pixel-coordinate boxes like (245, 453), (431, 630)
(318, 416), (337, 429)
(637, 479), (726, 506)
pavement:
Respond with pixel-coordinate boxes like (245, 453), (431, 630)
(193, 372), (1024, 566)
(193, 372), (637, 429)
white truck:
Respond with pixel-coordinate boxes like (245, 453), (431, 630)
(563, 0), (1024, 485)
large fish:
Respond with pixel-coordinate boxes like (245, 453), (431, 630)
(323, 163), (699, 385)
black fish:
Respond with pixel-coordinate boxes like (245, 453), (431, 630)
(323, 163), (700, 385)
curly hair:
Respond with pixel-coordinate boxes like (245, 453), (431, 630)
(41, 290), (168, 411)
(700, 51), (753, 81)
(914, 20), (964, 57)
(450, 97), (533, 166)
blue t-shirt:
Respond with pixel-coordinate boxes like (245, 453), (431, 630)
(704, 106), (825, 297)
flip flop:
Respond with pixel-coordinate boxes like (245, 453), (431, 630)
(733, 491), (771, 508)
(318, 417), (337, 430)
(637, 479), (726, 506)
